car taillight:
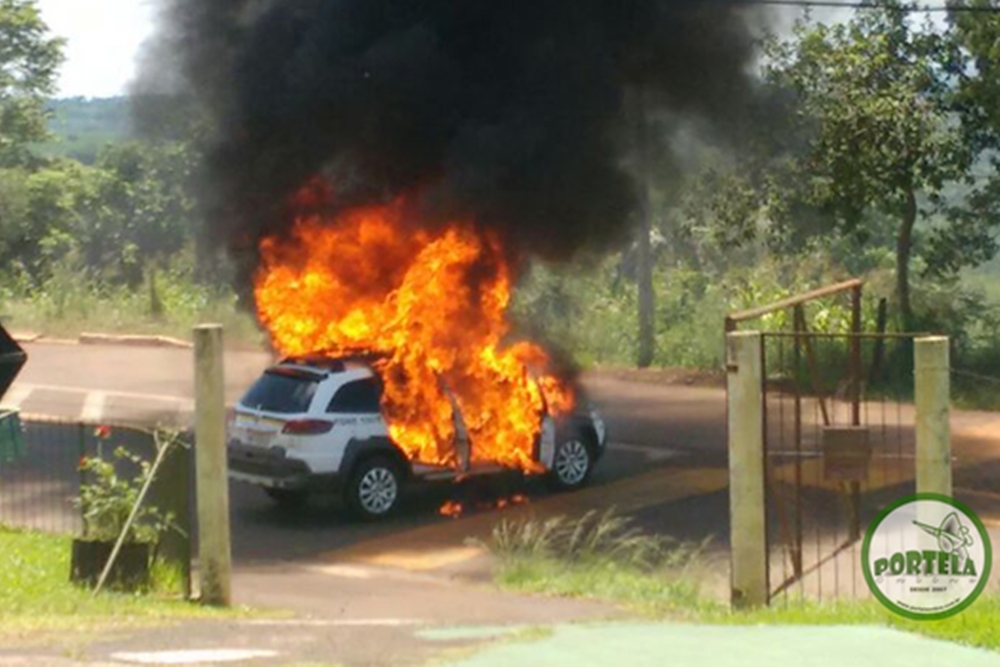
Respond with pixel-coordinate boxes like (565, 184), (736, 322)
(281, 419), (336, 435)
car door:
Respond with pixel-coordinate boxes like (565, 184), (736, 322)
(326, 377), (387, 441)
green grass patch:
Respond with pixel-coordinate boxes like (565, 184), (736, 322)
(484, 510), (709, 615)
(498, 557), (703, 614)
(486, 513), (1000, 652)
(709, 596), (1000, 652)
(0, 526), (252, 635)
(1, 288), (264, 348)
(0, 257), (265, 348)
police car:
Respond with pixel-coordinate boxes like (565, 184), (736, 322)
(227, 355), (607, 520)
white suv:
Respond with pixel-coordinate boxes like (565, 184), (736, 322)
(227, 355), (607, 520)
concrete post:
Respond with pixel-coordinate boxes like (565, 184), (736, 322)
(727, 331), (767, 608)
(194, 324), (231, 606)
(915, 336), (951, 497)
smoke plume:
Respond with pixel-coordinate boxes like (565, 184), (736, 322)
(139, 0), (767, 271)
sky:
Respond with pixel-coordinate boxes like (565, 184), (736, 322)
(29, 1), (828, 101)
(27, 1), (902, 101)
(36, 0), (156, 98)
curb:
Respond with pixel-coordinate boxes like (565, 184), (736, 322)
(12, 333), (77, 345)
(14, 331), (271, 353)
(79, 332), (194, 349)
(13, 332), (194, 349)
(11, 331), (40, 343)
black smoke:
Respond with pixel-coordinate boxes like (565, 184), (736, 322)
(139, 0), (766, 272)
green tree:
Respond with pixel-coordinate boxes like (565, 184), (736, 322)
(949, 0), (1000, 151)
(0, 160), (95, 280)
(0, 141), (197, 289)
(689, 5), (999, 327)
(78, 141), (196, 284)
(0, 0), (64, 166)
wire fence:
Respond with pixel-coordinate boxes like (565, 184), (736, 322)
(951, 368), (1000, 386)
(0, 411), (192, 556)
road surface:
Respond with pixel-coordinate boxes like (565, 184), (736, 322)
(6, 341), (1000, 612)
(0, 341), (730, 564)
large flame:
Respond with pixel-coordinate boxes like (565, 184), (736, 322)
(254, 182), (574, 470)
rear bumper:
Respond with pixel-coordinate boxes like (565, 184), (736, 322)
(227, 442), (340, 491)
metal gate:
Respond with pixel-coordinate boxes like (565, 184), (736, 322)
(727, 279), (920, 602)
(760, 331), (918, 602)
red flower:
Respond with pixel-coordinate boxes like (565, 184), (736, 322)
(94, 425), (111, 439)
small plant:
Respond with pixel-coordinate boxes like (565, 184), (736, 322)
(482, 509), (711, 613)
(77, 446), (177, 544)
(72, 427), (186, 591)
(483, 508), (705, 571)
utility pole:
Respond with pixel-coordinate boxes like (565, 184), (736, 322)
(194, 324), (231, 606)
(634, 87), (655, 369)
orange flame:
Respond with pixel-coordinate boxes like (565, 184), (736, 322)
(254, 182), (574, 470)
(438, 494), (528, 519)
(439, 500), (464, 519)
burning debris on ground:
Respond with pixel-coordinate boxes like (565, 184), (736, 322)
(438, 494), (528, 520)
(139, 0), (768, 471)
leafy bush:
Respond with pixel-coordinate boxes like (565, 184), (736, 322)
(76, 430), (182, 544)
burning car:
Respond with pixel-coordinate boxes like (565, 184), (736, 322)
(227, 354), (607, 520)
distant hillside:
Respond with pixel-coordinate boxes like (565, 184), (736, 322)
(37, 96), (132, 163)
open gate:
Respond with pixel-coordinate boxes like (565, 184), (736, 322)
(728, 280), (920, 602)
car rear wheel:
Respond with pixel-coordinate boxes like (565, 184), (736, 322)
(264, 487), (310, 510)
(549, 437), (594, 490)
(344, 457), (401, 521)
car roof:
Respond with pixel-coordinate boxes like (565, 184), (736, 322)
(271, 353), (377, 385)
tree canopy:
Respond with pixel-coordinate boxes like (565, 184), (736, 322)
(685, 4), (1000, 327)
(0, 0), (63, 166)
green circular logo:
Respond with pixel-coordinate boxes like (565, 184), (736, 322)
(862, 493), (992, 620)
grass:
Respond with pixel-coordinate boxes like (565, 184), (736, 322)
(708, 596), (1000, 651)
(1, 287), (265, 348)
(485, 510), (708, 614)
(485, 512), (1000, 653)
(0, 526), (253, 636)
(498, 558), (703, 613)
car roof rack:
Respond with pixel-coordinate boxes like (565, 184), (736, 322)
(278, 349), (389, 372)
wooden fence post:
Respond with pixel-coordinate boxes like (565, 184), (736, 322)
(727, 330), (768, 608)
(915, 336), (951, 498)
(194, 324), (231, 606)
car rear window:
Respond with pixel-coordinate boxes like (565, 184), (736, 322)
(241, 368), (320, 414)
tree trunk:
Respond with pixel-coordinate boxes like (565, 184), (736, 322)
(634, 90), (655, 368)
(896, 186), (917, 330)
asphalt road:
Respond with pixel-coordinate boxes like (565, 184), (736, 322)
(7, 340), (1000, 639)
(6, 342), (728, 452)
(1, 341), (729, 565)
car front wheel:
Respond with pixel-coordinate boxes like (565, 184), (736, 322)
(344, 457), (402, 521)
(549, 437), (594, 490)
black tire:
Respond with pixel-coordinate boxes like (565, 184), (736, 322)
(264, 487), (310, 510)
(547, 436), (595, 491)
(344, 456), (402, 521)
